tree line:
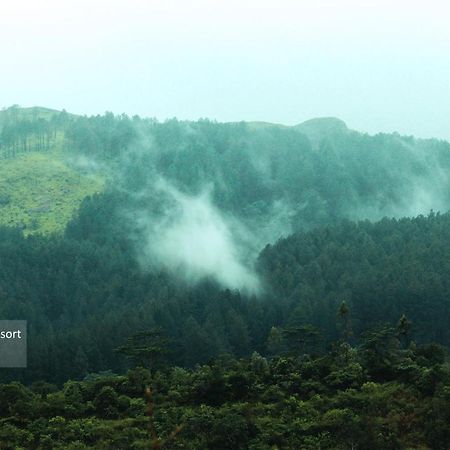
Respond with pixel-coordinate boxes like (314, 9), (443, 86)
(1, 319), (450, 449)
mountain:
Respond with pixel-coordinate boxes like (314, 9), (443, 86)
(1, 105), (450, 239)
(0, 105), (71, 121)
(0, 106), (450, 384)
(295, 117), (350, 146)
(2, 105), (450, 447)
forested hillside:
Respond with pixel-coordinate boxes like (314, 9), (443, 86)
(1, 201), (449, 384)
(65, 112), (450, 235)
(0, 106), (103, 234)
(0, 107), (450, 383)
(1, 106), (450, 448)
(2, 105), (450, 239)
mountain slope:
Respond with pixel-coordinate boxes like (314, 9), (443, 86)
(0, 149), (104, 234)
(0, 107), (104, 234)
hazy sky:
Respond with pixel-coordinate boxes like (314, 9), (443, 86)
(1, 0), (450, 139)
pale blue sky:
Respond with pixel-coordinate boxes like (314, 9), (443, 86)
(1, 0), (450, 139)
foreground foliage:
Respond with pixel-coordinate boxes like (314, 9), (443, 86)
(1, 334), (450, 449)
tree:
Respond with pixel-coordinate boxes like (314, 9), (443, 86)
(266, 326), (285, 357)
(94, 386), (120, 418)
(396, 314), (412, 347)
(115, 328), (170, 371)
(360, 324), (402, 379)
(337, 300), (352, 343)
(282, 325), (322, 357)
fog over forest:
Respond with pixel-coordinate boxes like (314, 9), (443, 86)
(64, 114), (450, 292)
(1, 106), (450, 448)
(3, 0), (450, 447)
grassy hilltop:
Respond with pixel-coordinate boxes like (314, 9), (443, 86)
(0, 106), (104, 235)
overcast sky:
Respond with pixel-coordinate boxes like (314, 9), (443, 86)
(1, 0), (450, 139)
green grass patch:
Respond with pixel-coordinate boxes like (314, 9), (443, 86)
(0, 144), (104, 235)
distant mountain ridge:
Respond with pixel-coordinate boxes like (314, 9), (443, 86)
(2, 105), (446, 142)
(1, 104), (450, 237)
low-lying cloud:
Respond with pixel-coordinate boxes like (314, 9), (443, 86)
(131, 179), (261, 293)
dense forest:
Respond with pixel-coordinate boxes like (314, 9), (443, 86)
(2, 334), (450, 449)
(1, 106), (450, 448)
(1, 205), (449, 385)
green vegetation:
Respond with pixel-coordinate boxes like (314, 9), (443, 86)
(1, 330), (450, 449)
(0, 148), (103, 234)
(1, 207), (450, 386)
(0, 107), (104, 234)
(0, 105), (67, 121)
(1, 107), (450, 447)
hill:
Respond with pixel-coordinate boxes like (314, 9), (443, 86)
(0, 149), (104, 234)
(2, 107), (450, 448)
(0, 105), (69, 122)
(0, 106), (104, 234)
(1, 105), (450, 242)
(0, 106), (450, 374)
(1, 208), (449, 384)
